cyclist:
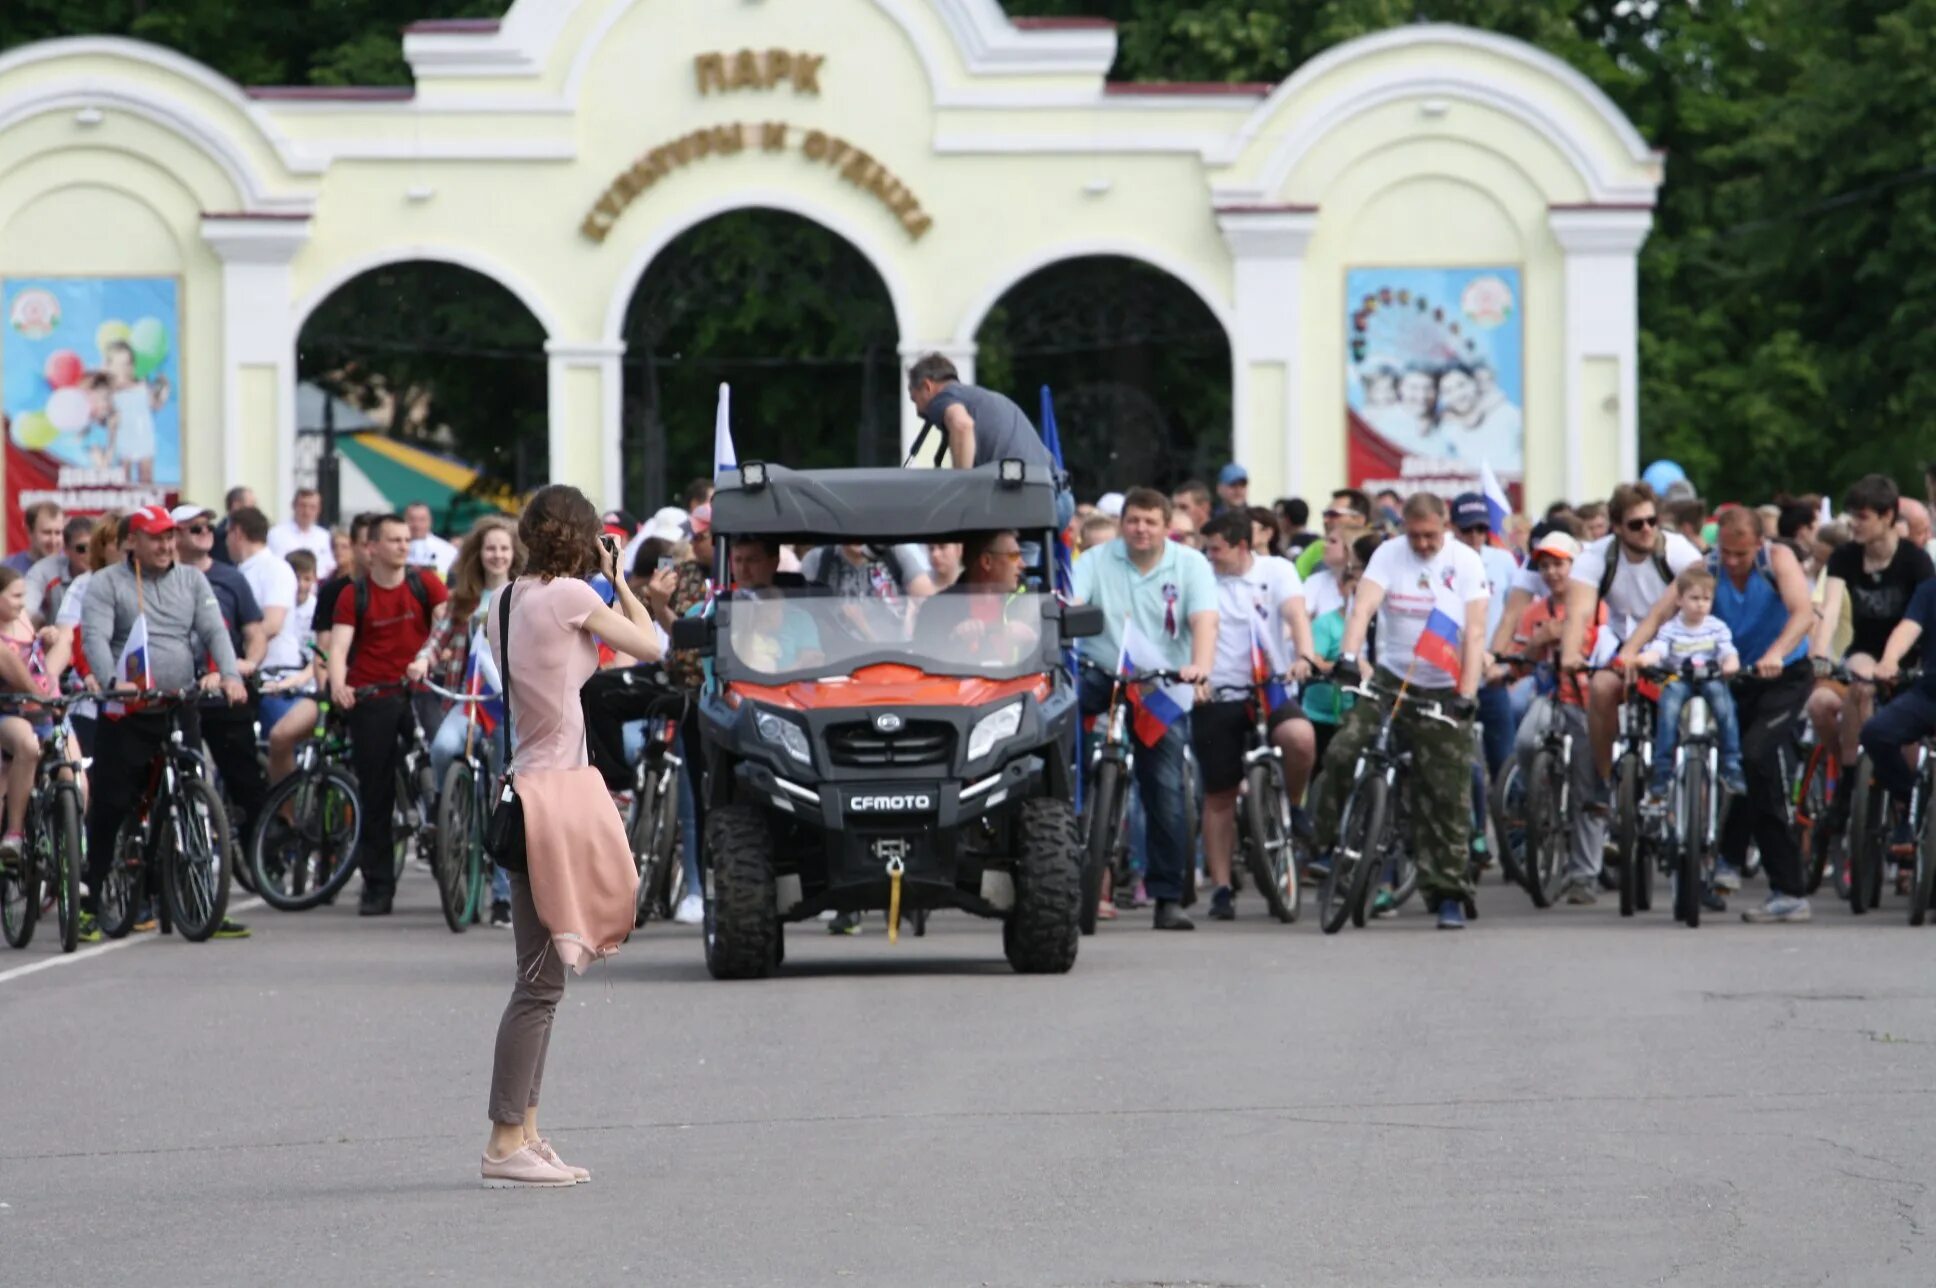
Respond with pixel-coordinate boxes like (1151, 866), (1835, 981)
(1806, 474), (1933, 841)
(7, 501), (64, 574)
(175, 501), (269, 936)
(1194, 510), (1316, 920)
(1861, 575), (1936, 835)
(0, 565), (72, 867)
(1070, 486), (1217, 931)
(1633, 566), (1747, 806)
(1294, 488), (1373, 579)
(1560, 482), (1705, 803)
(1623, 506), (1816, 922)
(1504, 530), (1609, 903)
(327, 513), (449, 917)
(79, 505), (247, 940)
(265, 513), (374, 787)
(1315, 491), (1489, 929)
(22, 514), (92, 625)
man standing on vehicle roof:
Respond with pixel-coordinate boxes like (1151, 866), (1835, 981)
(906, 354), (1052, 473)
(1622, 506), (1816, 923)
(1314, 492), (1490, 930)
(328, 513), (449, 917)
(1071, 487), (1218, 931)
(79, 505), (247, 941)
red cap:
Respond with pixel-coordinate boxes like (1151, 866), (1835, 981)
(689, 504), (712, 535)
(128, 505), (176, 535)
(602, 523), (631, 541)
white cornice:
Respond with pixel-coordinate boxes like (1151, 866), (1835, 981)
(1217, 208), (1320, 259)
(1547, 206), (1654, 255)
(200, 214), (311, 264)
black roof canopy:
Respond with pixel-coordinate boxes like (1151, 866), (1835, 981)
(709, 462), (1058, 542)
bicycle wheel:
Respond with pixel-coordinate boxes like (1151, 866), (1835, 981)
(1676, 763), (1708, 928)
(1522, 748), (1566, 909)
(98, 816), (143, 940)
(1798, 745), (1834, 894)
(1847, 759), (1880, 915)
(0, 835), (36, 949)
(1242, 762), (1298, 924)
(1322, 776), (1386, 934)
(1615, 756), (1641, 917)
(1489, 759), (1527, 888)
(250, 768), (363, 911)
(632, 763), (680, 927)
(436, 761), (482, 933)
(1077, 759), (1121, 935)
(163, 776), (233, 942)
(1913, 807), (1936, 927)
(53, 784), (81, 954)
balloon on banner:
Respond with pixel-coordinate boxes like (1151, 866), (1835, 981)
(96, 319), (131, 358)
(11, 410), (59, 450)
(43, 349), (84, 389)
(46, 386), (89, 433)
(130, 316), (170, 378)
(1641, 459), (1687, 492)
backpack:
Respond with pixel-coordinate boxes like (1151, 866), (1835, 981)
(346, 568), (433, 671)
(1597, 535), (1673, 603)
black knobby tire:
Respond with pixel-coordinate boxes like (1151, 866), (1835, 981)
(0, 832), (36, 950)
(632, 764), (680, 928)
(1798, 748), (1833, 894)
(99, 816), (144, 940)
(1242, 764), (1298, 924)
(1912, 811), (1936, 928)
(1005, 797), (1082, 973)
(53, 785), (81, 954)
(1522, 748), (1566, 909)
(1614, 758), (1640, 917)
(1677, 763), (1707, 928)
(1847, 759), (1881, 915)
(1077, 759), (1122, 936)
(703, 802), (779, 980)
(1322, 776), (1386, 934)
(163, 776), (233, 942)
(250, 767), (363, 911)
(1489, 759), (1527, 888)
(435, 761), (482, 934)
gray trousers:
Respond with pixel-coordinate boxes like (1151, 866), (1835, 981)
(488, 873), (566, 1126)
(1514, 696), (1607, 881)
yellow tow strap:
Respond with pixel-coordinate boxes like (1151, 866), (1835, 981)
(886, 855), (905, 944)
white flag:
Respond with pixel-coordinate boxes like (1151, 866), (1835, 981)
(713, 382), (737, 477)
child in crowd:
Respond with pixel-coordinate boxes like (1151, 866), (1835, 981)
(1302, 559), (1359, 765)
(1637, 565), (1745, 803)
(1078, 513), (1117, 554)
(258, 549), (318, 733)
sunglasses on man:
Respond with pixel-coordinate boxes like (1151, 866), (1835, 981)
(1624, 514), (1659, 533)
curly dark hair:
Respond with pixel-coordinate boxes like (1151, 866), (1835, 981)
(519, 484), (601, 581)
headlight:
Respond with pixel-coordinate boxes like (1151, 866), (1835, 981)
(754, 709), (811, 765)
(966, 702), (1023, 762)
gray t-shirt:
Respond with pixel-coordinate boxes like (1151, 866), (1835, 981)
(924, 383), (1051, 469)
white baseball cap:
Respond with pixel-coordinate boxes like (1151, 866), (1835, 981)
(1096, 492), (1125, 518)
(1533, 531), (1581, 562)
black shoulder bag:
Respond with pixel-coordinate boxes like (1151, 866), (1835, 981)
(483, 584), (527, 872)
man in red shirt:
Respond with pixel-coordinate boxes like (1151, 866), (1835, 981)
(328, 513), (448, 915)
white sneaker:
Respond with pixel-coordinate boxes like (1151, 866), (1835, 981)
(673, 892), (704, 925)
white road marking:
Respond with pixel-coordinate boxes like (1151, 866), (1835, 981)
(0, 896), (264, 986)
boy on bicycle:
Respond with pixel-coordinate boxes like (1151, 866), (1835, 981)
(1634, 565), (1746, 808)
(1860, 577), (1936, 837)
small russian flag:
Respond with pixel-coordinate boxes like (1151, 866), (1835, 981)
(1119, 619), (1194, 748)
(464, 629), (504, 736)
(1480, 459), (1512, 549)
(1416, 607), (1465, 685)
(1249, 618), (1290, 712)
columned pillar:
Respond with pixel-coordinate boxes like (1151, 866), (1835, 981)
(1217, 206), (1319, 500)
(545, 340), (626, 510)
(200, 214), (310, 516)
(898, 340), (976, 463)
(1548, 207), (1653, 500)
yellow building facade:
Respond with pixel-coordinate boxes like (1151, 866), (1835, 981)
(0, 0), (1661, 527)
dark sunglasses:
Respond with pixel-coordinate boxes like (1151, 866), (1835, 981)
(185, 524), (212, 535)
(1321, 508), (1350, 521)
(1624, 514), (1659, 532)
(1460, 524), (1491, 536)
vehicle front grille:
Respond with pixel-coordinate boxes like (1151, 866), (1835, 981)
(827, 720), (954, 768)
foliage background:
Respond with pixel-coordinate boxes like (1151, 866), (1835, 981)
(6, 0), (1933, 505)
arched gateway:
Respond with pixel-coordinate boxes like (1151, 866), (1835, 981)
(0, 0), (1661, 537)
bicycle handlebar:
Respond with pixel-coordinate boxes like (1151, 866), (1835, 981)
(1340, 678), (1466, 727)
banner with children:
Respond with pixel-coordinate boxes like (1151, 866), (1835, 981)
(2, 277), (180, 549)
(1345, 267), (1524, 507)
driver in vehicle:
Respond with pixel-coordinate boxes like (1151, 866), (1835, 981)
(912, 529), (1040, 664)
(724, 537), (822, 674)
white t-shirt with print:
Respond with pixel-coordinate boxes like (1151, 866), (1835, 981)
(1210, 555), (1301, 690)
(1302, 566), (1345, 621)
(1361, 537), (1489, 689)
(1569, 532), (1704, 641)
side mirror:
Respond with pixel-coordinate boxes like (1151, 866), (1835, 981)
(670, 616), (714, 655)
(1061, 603), (1105, 640)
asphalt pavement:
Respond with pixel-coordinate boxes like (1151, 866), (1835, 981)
(1, 870), (1932, 1287)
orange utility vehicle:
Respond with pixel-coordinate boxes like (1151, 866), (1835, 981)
(671, 460), (1100, 978)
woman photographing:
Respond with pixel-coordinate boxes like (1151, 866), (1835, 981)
(480, 485), (665, 1188)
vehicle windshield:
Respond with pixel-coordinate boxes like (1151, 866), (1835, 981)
(719, 586), (1054, 682)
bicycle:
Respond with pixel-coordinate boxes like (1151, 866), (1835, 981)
(247, 680), (379, 911)
(95, 687), (236, 942)
(1599, 664), (1660, 919)
(1209, 674), (1302, 924)
(392, 693), (439, 883)
(616, 669), (691, 928)
(1636, 660), (1747, 928)
(1791, 710), (1839, 895)
(1321, 666), (1468, 935)
(0, 692), (88, 953)
(1841, 670), (1922, 917)
(420, 678), (502, 934)
(1486, 653), (1572, 908)
(1077, 659), (1185, 932)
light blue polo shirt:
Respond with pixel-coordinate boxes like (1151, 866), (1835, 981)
(1071, 537), (1218, 671)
